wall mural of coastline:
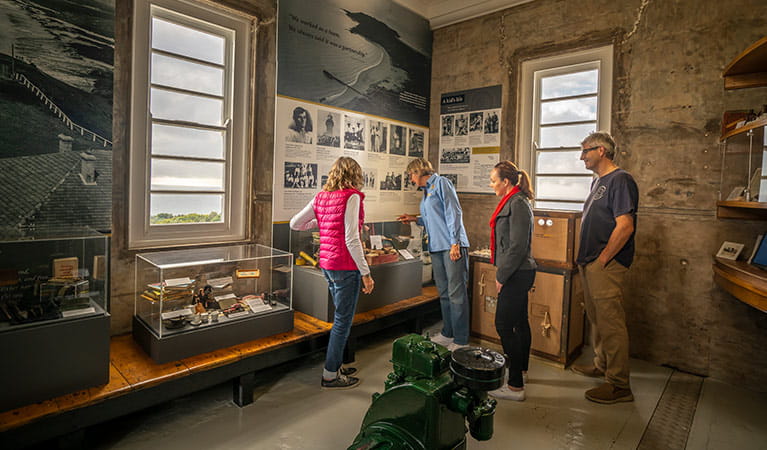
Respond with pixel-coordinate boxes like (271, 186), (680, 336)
(0, 0), (113, 239)
(277, 0), (431, 127)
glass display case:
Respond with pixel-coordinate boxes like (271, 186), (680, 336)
(133, 244), (294, 363)
(719, 121), (767, 202)
(0, 232), (110, 412)
(288, 221), (423, 322)
(0, 233), (109, 330)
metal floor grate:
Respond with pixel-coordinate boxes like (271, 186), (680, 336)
(637, 370), (704, 450)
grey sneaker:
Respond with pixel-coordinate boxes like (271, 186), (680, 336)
(321, 374), (360, 390)
(340, 366), (357, 376)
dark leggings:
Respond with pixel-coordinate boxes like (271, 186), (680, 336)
(495, 269), (536, 388)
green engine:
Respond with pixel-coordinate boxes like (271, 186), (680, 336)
(349, 333), (506, 450)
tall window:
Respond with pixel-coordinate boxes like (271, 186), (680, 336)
(130, 0), (251, 248)
(518, 46), (613, 210)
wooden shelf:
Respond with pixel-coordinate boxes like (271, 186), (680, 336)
(712, 257), (767, 312)
(716, 201), (767, 220)
(720, 116), (767, 141)
(723, 36), (767, 90)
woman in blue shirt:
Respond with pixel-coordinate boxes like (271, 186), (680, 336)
(398, 158), (470, 350)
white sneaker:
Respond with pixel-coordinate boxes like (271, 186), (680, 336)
(489, 385), (525, 401)
(430, 333), (453, 347)
(447, 342), (469, 351)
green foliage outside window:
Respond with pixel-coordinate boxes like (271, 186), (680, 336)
(150, 212), (221, 224)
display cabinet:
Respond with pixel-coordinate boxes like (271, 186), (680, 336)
(718, 120), (767, 209)
(133, 244), (294, 363)
(289, 222), (423, 322)
(0, 233), (110, 411)
(531, 209), (582, 269)
(469, 255), (585, 367)
(712, 36), (767, 313)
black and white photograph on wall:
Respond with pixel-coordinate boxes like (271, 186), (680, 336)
(440, 147), (470, 164)
(287, 106), (315, 144)
(439, 86), (500, 194)
(277, 0), (431, 127)
(284, 162), (318, 189)
(455, 113), (468, 136)
(363, 170), (377, 190)
(469, 112), (483, 133)
(317, 110), (340, 147)
(484, 111), (499, 134)
(368, 120), (388, 153)
(344, 116), (365, 150)
(0, 0), (115, 239)
(442, 174), (458, 187)
(380, 172), (402, 190)
(403, 170), (418, 191)
(390, 125), (405, 155)
(441, 115), (454, 136)
(408, 129), (424, 157)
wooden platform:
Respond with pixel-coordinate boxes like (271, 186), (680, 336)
(0, 286), (438, 448)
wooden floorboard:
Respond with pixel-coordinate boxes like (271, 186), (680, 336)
(0, 288), (438, 433)
(110, 334), (191, 389)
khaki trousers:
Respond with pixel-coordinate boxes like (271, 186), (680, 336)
(579, 260), (631, 389)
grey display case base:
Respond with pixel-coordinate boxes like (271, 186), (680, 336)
(0, 313), (110, 412)
(132, 309), (294, 364)
(293, 259), (423, 322)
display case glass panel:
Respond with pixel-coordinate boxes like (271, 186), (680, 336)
(135, 244), (292, 338)
(720, 124), (767, 201)
(0, 233), (109, 331)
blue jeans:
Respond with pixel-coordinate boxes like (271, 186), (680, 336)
(321, 269), (361, 373)
(430, 248), (470, 345)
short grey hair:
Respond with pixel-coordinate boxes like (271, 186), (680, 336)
(581, 131), (616, 160)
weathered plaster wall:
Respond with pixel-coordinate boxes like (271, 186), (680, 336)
(110, 0), (277, 335)
(430, 0), (767, 391)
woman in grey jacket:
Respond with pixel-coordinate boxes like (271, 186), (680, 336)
(487, 160), (537, 401)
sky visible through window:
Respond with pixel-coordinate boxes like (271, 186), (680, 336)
(535, 68), (598, 210)
(148, 17), (229, 222)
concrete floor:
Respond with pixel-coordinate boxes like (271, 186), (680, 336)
(81, 322), (767, 450)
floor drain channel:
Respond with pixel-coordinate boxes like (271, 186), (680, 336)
(637, 370), (703, 450)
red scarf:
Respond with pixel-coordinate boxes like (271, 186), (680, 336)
(489, 186), (520, 264)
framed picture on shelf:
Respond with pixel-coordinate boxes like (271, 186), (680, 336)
(726, 186), (745, 201)
(716, 241), (744, 260)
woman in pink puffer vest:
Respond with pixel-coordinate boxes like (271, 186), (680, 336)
(290, 157), (375, 389)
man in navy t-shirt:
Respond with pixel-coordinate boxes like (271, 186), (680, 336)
(571, 131), (638, 405)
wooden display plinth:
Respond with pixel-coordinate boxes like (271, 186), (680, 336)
(132, 308), (294, 364)
(293, 259), (422, 322)
(0, 313), (110, 412)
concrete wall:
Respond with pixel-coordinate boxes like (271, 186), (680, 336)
(110, 0), (277, 335)
(430, 0), (767, 391)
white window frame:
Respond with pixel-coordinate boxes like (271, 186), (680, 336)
(129, 0), (251, 248)
(517, 45), (613, 210)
